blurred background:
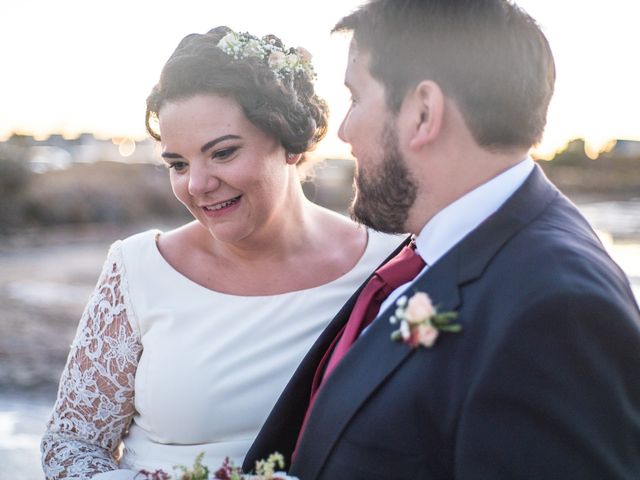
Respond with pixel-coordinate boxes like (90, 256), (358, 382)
(1, 1), (639, 478)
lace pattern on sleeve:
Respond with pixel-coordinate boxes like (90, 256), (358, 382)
(41, 241), (142, 479)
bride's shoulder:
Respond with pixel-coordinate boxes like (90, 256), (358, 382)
(107, 226), (175, 267)
(310, 207), (405, 264)
(310, 205), (405, 254)
(312, 207), (366, 249)
(365, 228), (406, 255)
(155, 221), (201, 256)
(117, 227), (164, 253)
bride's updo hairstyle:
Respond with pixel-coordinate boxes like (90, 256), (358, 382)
(145, 26), (328, 162)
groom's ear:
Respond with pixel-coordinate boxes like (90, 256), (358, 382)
(405, 80), (444, 151)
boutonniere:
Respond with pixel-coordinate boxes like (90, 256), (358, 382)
(390, 292), (461, 348)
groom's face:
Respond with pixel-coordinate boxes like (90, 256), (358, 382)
(338, 43), (417, 234)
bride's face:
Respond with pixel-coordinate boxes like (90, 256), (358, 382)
(158, 94), (294, 244)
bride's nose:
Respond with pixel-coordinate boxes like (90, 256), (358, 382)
(188, 163), (220, 196)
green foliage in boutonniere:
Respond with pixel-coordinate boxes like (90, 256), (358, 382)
(390, 292), (461, 348)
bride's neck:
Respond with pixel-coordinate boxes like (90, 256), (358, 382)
(210, 181), (314, 263)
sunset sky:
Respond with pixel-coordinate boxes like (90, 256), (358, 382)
(1, 0), (639, 160)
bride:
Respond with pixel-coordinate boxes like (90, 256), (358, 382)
(41, 26), (403, 478)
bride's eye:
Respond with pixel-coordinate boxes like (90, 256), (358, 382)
(167, 161), (188, 172)
(213, 147), (238, 161)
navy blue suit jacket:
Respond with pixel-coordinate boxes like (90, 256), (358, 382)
(244, 166), (640, 479)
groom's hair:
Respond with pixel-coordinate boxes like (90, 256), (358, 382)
(334, 0), (556, 150)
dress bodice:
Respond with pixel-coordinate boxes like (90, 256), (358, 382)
(42, 228), (403, 479)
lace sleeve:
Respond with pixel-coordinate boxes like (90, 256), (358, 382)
(41, 242), (142, 479)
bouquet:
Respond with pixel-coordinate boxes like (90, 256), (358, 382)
(136, 452), (298, 480)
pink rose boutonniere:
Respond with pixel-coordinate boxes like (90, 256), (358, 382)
(390, 292), (461, 348)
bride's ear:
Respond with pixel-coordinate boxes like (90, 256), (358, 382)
(406, 80), (444, 151)
(286, 152), (302, 165)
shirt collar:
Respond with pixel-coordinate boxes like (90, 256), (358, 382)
(414, 157), (535, 266)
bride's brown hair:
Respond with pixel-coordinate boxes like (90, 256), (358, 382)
(145, 26), (328, 162)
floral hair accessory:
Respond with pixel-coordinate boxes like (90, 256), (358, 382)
(390, 292), (461, 348)
(217, 31), (315, 81)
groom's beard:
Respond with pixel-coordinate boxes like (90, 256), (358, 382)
(350, 121), (417, 234)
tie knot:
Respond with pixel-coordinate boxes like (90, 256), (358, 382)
(375, 243), (426, 291)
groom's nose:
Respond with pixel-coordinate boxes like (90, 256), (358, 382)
(338, 106), (352, 144)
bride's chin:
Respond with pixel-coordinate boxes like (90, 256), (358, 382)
(203, 223), (250, 246)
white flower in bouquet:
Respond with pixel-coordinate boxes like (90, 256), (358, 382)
(136, 451), (298, 480)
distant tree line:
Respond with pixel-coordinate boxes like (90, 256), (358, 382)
(0, 145), (189, 234)
(1, 138), (637, 234)
(538, 139), (640, 198)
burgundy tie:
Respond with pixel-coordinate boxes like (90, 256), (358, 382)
(293, 241), (426, 457)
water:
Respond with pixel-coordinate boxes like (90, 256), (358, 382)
(0, 392), (52, 479)
(1, 199), (638, 479)
(580, 198), (640, 301)
(579, 198), (640, 240)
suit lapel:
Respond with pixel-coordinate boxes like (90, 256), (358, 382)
(293, 248), (462, 478)
(292, 165), (560, 479)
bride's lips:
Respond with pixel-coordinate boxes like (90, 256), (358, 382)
(199, 195), (242, 217)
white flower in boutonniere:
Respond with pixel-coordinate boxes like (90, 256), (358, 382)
(390, 292), (461, 348)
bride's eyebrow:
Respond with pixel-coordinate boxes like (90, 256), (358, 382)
(161, 151), (182, 160)
(161, 134), (242, 159)
(200, 134), (242, 153)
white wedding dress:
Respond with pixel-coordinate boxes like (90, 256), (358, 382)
(41, 228), (402, 479)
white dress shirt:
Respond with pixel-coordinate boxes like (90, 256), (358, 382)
(377, 157), (535, 316)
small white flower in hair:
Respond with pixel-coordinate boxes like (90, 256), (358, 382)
(268, 51), (287, 70)
(243, 38), (265, 58)
(216, 30), (316, 81)
(217, 32), (238, 53)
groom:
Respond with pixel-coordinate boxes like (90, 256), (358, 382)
(245, 0), (640, 478)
